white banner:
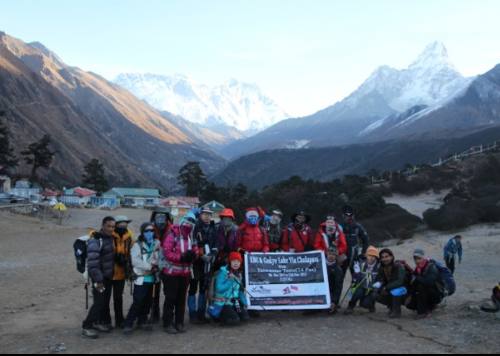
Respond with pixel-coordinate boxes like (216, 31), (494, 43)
(244, 251), (331, 310)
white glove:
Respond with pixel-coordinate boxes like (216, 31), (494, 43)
(354, 263), (361, 274)
(373, 282), (382, 290)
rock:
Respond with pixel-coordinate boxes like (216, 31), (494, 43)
(47, 343), (66, 353)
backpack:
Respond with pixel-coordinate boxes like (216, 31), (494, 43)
(431, 259), (456, 297)
(73, 234), (102, 276)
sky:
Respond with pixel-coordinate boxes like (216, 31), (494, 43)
(1, 0), (500, 117)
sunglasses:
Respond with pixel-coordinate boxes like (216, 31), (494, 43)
(144, 229), (155, 233)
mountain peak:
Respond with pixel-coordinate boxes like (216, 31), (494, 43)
(410, 41), (454, 69)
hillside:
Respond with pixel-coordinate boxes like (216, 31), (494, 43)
(213, 125), (500, 189)
(0, 32), (225, 189)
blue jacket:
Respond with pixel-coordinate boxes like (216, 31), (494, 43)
(444, 238), (463, 262)
(213, 266), (248, 307)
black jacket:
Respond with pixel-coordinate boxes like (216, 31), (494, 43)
(194, 221), (218, 250)
(342, 222), (369, 258)
(87, 231), (115, 284)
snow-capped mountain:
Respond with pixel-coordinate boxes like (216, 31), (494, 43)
(221, 42), (477, 159)
(113, 73), (289, 134)
(345, 41), (472, 114)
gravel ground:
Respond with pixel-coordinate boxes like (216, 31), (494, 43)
(0, 207), (498, 354)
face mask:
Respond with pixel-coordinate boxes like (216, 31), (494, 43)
(115, 227), (128, 235)
(223, 218), (233, 228)
(247, 216), (259, 226)
(144, 231), (155, 244)
(155, 214), (167, 226)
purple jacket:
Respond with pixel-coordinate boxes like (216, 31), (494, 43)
(217, 224), (239, 254)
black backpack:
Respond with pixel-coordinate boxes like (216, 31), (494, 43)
(73, 234), (102, 274)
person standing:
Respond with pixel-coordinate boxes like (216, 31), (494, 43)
(237, 208), (270, 254)
(216, 208), (239, 270)
(189, 208), (218, 324)
(443, 235), (463, 275)
(341, 206), (369, 275)
(150, 208), (173, 324)
(82, 217), (116, 339)
(281, 211), (314, 253)
(162, 213), (199, 334)
(123, 223), (160, 335)
(109, 215), (133, 329)
(265, 209), (284, 252)
(314, 215), (348, 259)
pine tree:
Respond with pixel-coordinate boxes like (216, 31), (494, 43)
(82, 159), (110, 194)
(178, 161), (208, 197)
(0, 112), (18, 174)
(21, 134), (55, 182)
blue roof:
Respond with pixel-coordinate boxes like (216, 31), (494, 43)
(106, 188), (161, 198)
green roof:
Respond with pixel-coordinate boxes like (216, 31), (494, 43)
(107, 188), (161, 198)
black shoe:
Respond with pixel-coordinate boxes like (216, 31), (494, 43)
(82, 328), (99, 339)
(123, 326), (134, 336)
(164, 325), (178, 335)
(175, 324), (186, 334)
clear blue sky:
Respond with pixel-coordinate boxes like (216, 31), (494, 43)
(1, 0), (499, 117)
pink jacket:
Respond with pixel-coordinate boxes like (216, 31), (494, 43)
(162, 225), (199, 278)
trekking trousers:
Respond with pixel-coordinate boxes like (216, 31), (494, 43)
(82, 279), (113, 329)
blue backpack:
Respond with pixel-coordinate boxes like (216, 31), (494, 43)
(431, 259), (456, 296)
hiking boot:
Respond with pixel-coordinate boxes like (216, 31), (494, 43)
(151, 314), (160, 325)
(93, 324), (112, 333)
(164, 325), (178, 335)
(138, 323), (154, 332)
(196, 315), (210, 324)
(175, 324), (186, 334)
(123, 326), (134, 336)
(248, 310), (261, 318)
(415, 313), (432, 320)
(369, 305), (376, 313)
(82, 328), (99, 339)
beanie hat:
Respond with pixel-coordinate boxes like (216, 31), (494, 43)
(413, 248), (426, 258)
(229, 252), (243, 264)
(366, 246), (380, 259)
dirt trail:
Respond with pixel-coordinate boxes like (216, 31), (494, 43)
(0, 207), (498, 354)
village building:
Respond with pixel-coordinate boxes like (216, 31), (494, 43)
(105, 188), (161, 208)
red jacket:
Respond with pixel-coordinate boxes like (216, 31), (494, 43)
(281, 224), (314, 253)
(313, 223), (348, 256)
(237, 223), (270, 253)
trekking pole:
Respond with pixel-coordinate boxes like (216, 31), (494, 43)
(85, 282), (89, 310)
(340, 276), (367, 307)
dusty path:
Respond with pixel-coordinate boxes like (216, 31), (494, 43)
(0, 208), (498, 354)
(385, 190), (450, 218)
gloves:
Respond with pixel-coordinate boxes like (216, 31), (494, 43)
(181, 251), (196, 264)
(201, 255), (212, 263)
(353, 263), (361, 274)
(373, 282), (382, 290)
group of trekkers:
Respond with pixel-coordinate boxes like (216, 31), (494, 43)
(78, 205), (462, 339)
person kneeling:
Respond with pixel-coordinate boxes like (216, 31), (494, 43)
(407, 249), (444, 320)
(375, 249), (410, 319)
(209, 252), (249, 326)
(123, 224), (160, 335)
(326, 246), (345, 314)
(344, 246), (380, 315)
